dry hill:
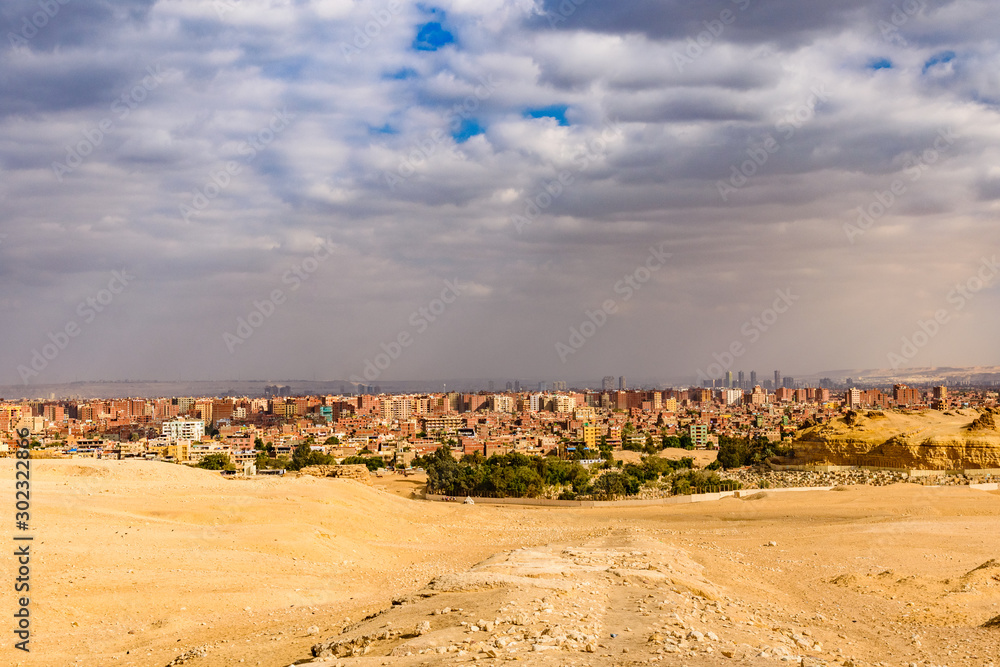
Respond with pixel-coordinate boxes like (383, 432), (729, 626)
(790, 408), (1000, 469)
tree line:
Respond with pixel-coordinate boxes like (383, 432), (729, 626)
(417, 446), (723, 500)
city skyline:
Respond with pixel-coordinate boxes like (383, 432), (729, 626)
(3, 362), (1000, 401)
(2, 1), (999, 386)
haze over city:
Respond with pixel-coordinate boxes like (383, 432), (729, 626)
(1, 0), (999, 386)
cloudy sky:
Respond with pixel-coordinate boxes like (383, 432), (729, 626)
(1, 0), (999, 388)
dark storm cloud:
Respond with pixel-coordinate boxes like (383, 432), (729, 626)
(529, 0), (956, 48)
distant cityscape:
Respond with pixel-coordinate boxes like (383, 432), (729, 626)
(2, 371), (997, 467)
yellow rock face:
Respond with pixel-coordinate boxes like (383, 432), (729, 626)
(790, 408), (1000, 470)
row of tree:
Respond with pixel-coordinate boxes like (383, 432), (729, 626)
(419, 447), (708, 500)
(418, 448), (591, 498)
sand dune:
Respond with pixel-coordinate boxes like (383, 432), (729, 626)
(6, 459), (1000, 667)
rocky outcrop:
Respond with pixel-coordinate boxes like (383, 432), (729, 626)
(298, 464), (373, 485)
(967, 408), (999, 432)
(789, 409), (1000, 470)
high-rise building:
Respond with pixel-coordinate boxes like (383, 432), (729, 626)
(490, 395), (515, 413)
(514, 380), (521, 393)
(618, 376), (626, 391)
(488, 380), (495, 392)
(554, 394), (576, 413)
(783, 376), (794, 389)
(162, 419), (205, 442)
(538, 381), (548, 392)
(750, 371), (757, 387)
(893, 384), (920, 405)
(774, 370), (781, 389)
(689, 423), (708, 448)
(737, 371), (745, 388)
(602, 376), (615, 392)
(846, 388), (862, 409)
(725, 371), (733, 388)
(723, 388), (742, 405)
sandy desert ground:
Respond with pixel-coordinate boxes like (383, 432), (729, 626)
(3, 459), (999, 667)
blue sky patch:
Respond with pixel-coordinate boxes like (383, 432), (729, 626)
(413, 21), (455, 51)
(452, 119), (484, 143)
(386, 68), (418, 80)
(867, 57), (892, 70)
(924, 51), (956, 73)
(524, 104), (570, 126)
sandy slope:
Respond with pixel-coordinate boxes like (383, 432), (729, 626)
(3, 460), (999, 667)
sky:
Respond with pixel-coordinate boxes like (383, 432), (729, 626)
(1, 0), (999, 388)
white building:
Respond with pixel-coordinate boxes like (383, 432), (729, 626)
(162, 419), (205, 442)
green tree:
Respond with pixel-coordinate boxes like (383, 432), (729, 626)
(508, 466), (544, 498)
(342, 455), (386, 471)
(594, 472), (635, 500)
(197, 453), (234, 471)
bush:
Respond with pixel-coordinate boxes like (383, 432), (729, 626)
(197, 453), (234, 471)
(424, 448), (590, 499)
(716, 435), (783, 469)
